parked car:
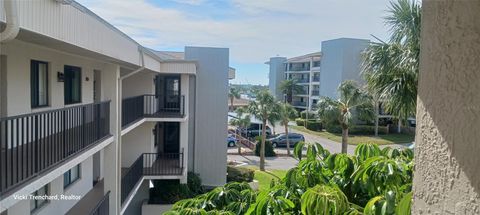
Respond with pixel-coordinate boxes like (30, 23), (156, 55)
(268, 133), (305, 148)
(239, 123), (272, 138)
(227, 134), (237, 147)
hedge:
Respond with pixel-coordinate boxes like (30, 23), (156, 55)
(300, 111), (317, 119)
(227, 166), (254, 183)
(305, 121), (322, 131)
(325, 124), (388, 135)
(254, 137), (276, 157)
(295, 118), (305, 126)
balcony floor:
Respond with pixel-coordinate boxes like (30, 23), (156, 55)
(66, 180), (105, 215)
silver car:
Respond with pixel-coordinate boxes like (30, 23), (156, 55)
(268, 133), (305, 148)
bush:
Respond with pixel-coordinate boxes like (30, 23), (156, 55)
(254, 137), (276, 157)
(305, 120), (322, 131)
(295, 118), (305, 126)
(325, 124), (388, 135)
(300, 111), (316, 119)
(149, 172), (205, 204)
(227, 166), (254, 183)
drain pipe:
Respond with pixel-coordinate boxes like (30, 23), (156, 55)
(0, 0), (20, 43)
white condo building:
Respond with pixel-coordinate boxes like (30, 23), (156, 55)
(0, 1), (231, 215)
(267, 38), (369, 110)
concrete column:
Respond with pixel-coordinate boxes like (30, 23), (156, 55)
(412, 0), (480, 214)
(180, 74), (189, 183)
(101, 65), (121, 215)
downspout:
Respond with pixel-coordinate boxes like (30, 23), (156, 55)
(117, 49), (145, 215)
(0, 0), (19, 43)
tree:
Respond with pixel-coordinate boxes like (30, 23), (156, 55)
(316, 80), (373, 153)
(230, 107), (251, 154)
(247, 90), (279, 171)
(362, 0), (421, 123)
(279, 79), (303, 104)
(229, 87), (241, 111)
(277, 102), (298, 156)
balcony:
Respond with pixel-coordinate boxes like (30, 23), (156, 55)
(0, 101), (111, 196)
(312, 90), (320, 96)
(312, 76), (320, 82)
(66, 181), (110, 215)
(295, 78), (310, 83)
(122, 94), (185, 128)
(292, 101), (307, 107)
(121, 150), (184, 205)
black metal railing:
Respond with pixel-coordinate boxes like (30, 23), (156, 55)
(122, 94), (185, 127)
(293, 101), (307, 107)
(295, 78), (310, 83)
(0, 101), (111, 196)
(121, 149), (184, 204)
(313, 76), (320, 82)
(90, 191), (110, 215)
(312, 90), (320, 96)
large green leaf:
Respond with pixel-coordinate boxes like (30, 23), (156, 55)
(301, 185), (350, 215)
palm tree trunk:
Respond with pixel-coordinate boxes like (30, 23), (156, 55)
(230, 97), (234, 111)
(341, 127), (348, 153)
(260, 119), (266, 171)
(285, 122), (290, 156)
(237, 129), (241, 155)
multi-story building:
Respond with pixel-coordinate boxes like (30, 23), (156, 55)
(267, 38), (369, 111)
(0, 1), (230, 215)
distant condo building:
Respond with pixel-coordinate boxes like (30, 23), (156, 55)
(266, 38), (369, 111)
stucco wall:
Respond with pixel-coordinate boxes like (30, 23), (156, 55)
(121, 122), (155, 168)
(268, 57), (287, 100)
(7, 157), (94, 215)
(412, 0), (480, 214)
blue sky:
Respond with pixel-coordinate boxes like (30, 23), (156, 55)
(78, 0), (392, 85)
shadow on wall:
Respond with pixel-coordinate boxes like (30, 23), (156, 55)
(413, 0), (480, 213)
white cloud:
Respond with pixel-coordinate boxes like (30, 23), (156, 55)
(170, 0), (205, 5)
(77, 0), (391, 64)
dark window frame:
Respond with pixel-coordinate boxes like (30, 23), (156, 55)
(31, 60), (49, 108)
(64, 65), (82, 105)
(30, 184), (49, 213)
(63, 164), (81, 189)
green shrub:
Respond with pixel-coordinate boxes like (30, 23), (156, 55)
(254, 138), (276, 157)
(295, 118), (305, 126)
(325, 124), (388, 135)
(149, 172), (205, 204)
(305, 120), (322, 131)
(227, 166), (254, 183)
(300, 110), (316, 119)
(349, 125), (388, 135)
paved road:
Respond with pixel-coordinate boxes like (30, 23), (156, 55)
(227, 154), (298, 170)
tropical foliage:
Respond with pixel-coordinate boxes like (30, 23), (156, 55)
(316, 80), (374, 153)
(229, 86), (241, 111)
(278, 102), (298, 155)
(165, 142), (413, 215)
(247, 90), (280, 171)
(280, 79), (303, 104)
(362, 0), (421, 121)
(230, 107), (251, 154)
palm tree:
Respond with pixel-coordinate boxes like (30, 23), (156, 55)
(362, 0), (421, 123)
(279, 79), (303, 104)
(278, 102), (298, 156)
(229, 87), (241, 111)
(317, 80), (373, 153)
(230, 107), (251, 154)
(247, 90), (279, 171)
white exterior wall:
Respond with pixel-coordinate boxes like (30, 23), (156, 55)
(319, 38), (368, 99)
(0, 0), (140, 66)
(160, 62), (196, 75)
(122, 72), (155, 99)
(7, 156), (95, 215)
(268, 57), (287, 100)
(121, 122), (156, 168)
(0, 39), (113, 116)
(185, 47), (228, 187)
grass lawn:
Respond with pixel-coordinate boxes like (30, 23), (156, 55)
(291, 125), (414, 145)
(245, 166), (287, 191)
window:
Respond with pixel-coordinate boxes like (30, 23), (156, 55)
(31, 60), (49, 108)
(313, 61), (321, 67)
(64, 65), (82, 104)
(64, 164), (80, 189)
(30, 184), (49, 213)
